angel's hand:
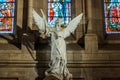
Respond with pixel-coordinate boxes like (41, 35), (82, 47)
(40, 33), (47, 39)
(45, 27), (50, 36)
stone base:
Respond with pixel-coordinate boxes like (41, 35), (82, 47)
(44, 74), (60, 80)
(0, 43), (37, 80)
(85, 33), (98, 53)
(0, 61), (38, 80)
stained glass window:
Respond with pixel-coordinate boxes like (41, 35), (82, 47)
(0, 0), (15, 33)
(48, 0), (71, 27)
(104, 0), (120, 34)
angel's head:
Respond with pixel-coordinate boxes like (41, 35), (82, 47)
(55, 18), (67, 30)
(55, 18), (62, 30)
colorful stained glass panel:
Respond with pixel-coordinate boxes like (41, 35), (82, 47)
(48, 0), (71, 27)
(48, 0), (71, 2)
(0, 0), (15, 33)
(0, 0), (15, 2)
(104, 0), (120, 34)
(0, 18), (14, 33)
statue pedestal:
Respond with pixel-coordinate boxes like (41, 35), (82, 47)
(85, 33), (98, 53)
(44, 74), (61, 80)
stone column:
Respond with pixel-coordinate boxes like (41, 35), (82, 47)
(27, 0), (33, 29)
(75, 0), (84, 40)
(86, 0), (93, 33)
(85, 0), (98, 53)
(22, 0), (33, 53)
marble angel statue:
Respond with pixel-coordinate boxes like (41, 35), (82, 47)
(32, 9), (83, 80)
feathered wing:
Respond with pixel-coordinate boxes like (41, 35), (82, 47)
(32, 9), (45, 33)
(58, 13), (83, 38)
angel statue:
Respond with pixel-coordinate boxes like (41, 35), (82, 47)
(33, 9), (83, 80)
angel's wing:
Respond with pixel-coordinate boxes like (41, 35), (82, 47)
(32, 9), (45, 33)
(57, 13), (83, 38)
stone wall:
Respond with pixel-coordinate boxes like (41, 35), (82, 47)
(0, 0), (120, 80)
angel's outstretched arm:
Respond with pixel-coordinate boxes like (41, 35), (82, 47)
(40, 9), (48, 27)
(40, 9), (52, 36)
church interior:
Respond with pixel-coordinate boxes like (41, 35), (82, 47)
(0, 0), (120, 80)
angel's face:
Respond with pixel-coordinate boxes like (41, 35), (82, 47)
(56, 26), (62, 31)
